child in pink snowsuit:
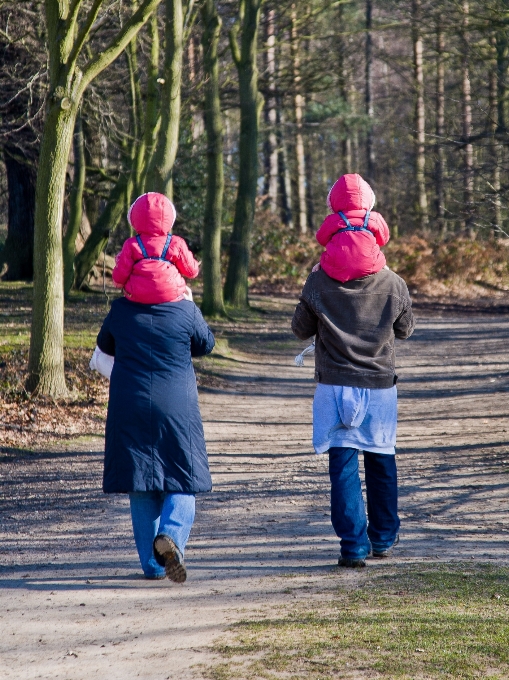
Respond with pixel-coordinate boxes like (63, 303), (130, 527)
(316, 173), (390, 282)
(112, 192), (200, 304)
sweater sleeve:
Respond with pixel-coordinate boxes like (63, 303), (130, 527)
(170, 235), (200, 279)
(292, 276), (318, 340)
(112, 239), (136, 288)
(368, 212), (390, 247)
(393, 282), (415, 339)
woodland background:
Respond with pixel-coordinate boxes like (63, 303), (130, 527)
(1, 0), (509, 396)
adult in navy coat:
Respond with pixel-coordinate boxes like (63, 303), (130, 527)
(97, 296), (215, 582)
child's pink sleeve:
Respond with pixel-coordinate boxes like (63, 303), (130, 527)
(170, 235), (200, 279)
(112, 239), (136, 288)
(315, 215), (339, 247)
(368, 213), (390, 247)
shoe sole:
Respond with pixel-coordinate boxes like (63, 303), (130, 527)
(153, 536), (187, 583)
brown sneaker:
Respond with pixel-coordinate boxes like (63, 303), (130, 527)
(153, 535), (187, 583)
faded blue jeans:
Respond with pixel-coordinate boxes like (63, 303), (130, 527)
(329, 447), (400, 560)
(129, 492), (196, 578)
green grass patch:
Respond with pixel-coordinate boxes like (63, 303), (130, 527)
(208, 564), (509, 679)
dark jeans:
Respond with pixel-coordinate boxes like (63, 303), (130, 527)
(329, 447), (400, 559)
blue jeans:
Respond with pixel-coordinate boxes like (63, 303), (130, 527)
(329, 447), (400, 559)
(129, 492), (196, 578)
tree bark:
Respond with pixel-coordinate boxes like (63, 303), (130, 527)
(290, 4), (307, 234)
(263, 7), (278, 212)
(141, 11), (161, 191)
(27, 0), (162, 396)
(338, 3), (351, 174)
(365, 0), (375, 186)
(435, 16), (446, 234)
(223, 0), (263, 308)
(412, 0), (428, 230)
(63, 112), (85, 297)
(146, 0), (183, 198)
(461, 1), (474, 231)
(276, 105), (293, 227)
(490, 34), (502, 234)
(2, 149), (36, 281)
(200, 0), (226, 317)
(73, 173), (130, 290)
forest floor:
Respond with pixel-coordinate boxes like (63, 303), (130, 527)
(0, 288), (509, 679)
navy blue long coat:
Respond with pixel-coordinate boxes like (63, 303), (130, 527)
(97, 297), (215, 494)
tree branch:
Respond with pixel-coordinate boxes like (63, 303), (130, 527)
(80, 0), (162, 92)
(66, 0), (103, 77)
(229, 23), (241, 68)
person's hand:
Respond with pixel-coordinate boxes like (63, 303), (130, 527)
(312, 263), (321, 272)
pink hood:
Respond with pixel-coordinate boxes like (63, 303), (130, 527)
(327, 173), (376, 213)
(127, 192), (176, 236)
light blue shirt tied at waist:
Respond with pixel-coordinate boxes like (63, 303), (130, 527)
(313, 384), (398, 455)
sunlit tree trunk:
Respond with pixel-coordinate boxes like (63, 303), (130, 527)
(412, 0), (428, 230)
(200, 0), (225, 317)
(490, 34), (502, 234)
(290, 4), (307, 233)
(146, 0), (183, 198)
(63, 112), (85, 297)
(223, 0), (263, 308)
(365, 0), (375, 186)
(263, 7), (278, 212)
(27, 0), (162, 396)
(141, 12), (161, 190)
(435, 16), (446, 234)
(460, 1), (474, 231)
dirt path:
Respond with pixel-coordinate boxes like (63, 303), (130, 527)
(1, 295), (508, 679)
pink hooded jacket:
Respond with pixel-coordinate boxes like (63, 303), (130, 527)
(112, 192), (200, 304)
(316, 174), (389, 283)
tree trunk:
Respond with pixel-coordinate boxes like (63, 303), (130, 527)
(2, 149), (35, 281)
(338, 3), (351, 174)
(141, 11), (161, 191)
(412, 0), (428, 230)
(276, 105), (293, 227)
(490, 34), (502, 234)
(27, 0), (163, 396)
(435, 16), (446, 234)
(365, 0), (375, 186)
(73, 174), (130, 290)
(290, 5), (307, 234)
(223, 0), (263, 308)
(27, 100), (78, 397)
(461, 1), (474, 231)
(63, 112), (85, 297)
(263, 7), (278, 213)
(146, 0), (183, 198)
(200, 0), (226, 317)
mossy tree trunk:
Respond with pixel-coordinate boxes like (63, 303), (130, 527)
(200, 0), (225, 317)
(223, 0), (264, 308)
(146, 0), (184, 198)
(27, 0), (163, 397)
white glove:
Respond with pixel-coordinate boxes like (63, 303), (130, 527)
(89, 346), (114, 380)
